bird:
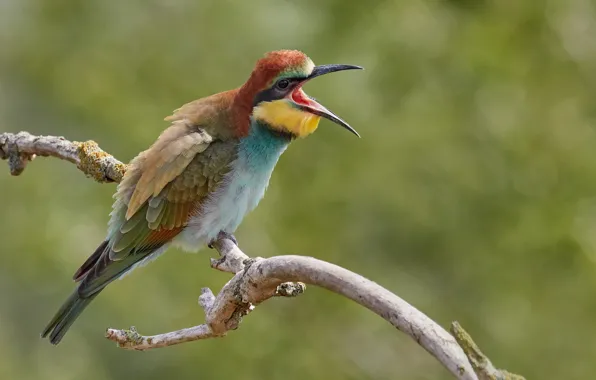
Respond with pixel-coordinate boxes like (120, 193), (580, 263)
(41, 49), (361, 345)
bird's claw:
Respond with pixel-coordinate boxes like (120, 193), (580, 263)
(208, 231), (238, 249)
(218, 231), (238, 246)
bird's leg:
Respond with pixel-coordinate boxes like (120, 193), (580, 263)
(208, 231), (238, 249)
(208, 231), (246, 273)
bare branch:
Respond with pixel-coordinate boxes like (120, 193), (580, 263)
(0, 131), (126, 182)
(3, 131), (524, 380)
(105, 323), (216, 350)
(105, 288), (219, 350)
(106, 235), (478, 379)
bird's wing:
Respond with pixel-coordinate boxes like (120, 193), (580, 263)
(108, 131), (236, 261)
(125, 122), (213, 219)
(73, 117), (238, 297)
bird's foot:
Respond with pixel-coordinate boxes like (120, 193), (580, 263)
(208, 231), (238, 249)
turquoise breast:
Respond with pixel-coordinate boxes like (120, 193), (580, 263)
(177, 120), (291, 249)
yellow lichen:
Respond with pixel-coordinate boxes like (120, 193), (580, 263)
(76, 140), (127, 183)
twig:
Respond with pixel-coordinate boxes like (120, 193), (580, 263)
(2, 131), (525, 380)
(0, 131), (126, 182)
(451, 322), (526, 380)
(105, 237), (306, 350)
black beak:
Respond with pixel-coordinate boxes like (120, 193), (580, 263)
(303, 100), (360, 137)
(298, 64), (363, 137)
(308, 64), (363, 80)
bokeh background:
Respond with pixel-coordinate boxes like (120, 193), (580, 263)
(1, 0), (596, 379)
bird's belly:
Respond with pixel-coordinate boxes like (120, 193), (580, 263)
(173, 120), (289, 252)
(173, 166), (274, 252)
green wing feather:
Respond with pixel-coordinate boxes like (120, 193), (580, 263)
(77, 139), (237, 296)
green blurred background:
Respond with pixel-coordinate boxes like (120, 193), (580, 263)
(1, 0), (596, 379)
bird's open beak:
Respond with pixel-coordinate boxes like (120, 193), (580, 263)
(293, 64), (363, 138)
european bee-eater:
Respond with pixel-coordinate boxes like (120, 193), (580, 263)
(41, 50), (361, 345)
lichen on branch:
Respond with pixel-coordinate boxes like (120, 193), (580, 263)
(0, 131), (126, 182)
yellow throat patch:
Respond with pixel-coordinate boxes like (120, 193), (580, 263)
(253, 100), (320, 138)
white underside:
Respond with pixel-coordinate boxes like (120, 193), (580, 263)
(172, 156), (278, 252)
(121, 162), (275, 278)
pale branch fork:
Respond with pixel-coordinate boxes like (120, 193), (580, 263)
(1, 131), (525, 380)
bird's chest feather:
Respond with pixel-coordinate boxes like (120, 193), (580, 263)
(177, 122), (290, 249)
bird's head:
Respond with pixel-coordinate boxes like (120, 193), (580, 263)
(241, 50), (362, 138)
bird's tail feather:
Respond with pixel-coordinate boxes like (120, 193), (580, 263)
(41, 289), (100, 345)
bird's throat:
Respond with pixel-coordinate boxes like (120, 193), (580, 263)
(240, 121), (291, 168)
(252, 100), (320, 138)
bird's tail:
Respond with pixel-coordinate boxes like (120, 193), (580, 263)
(41, 289), (100, 345)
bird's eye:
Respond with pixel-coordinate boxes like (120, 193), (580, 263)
(276, 79), (290, 90)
